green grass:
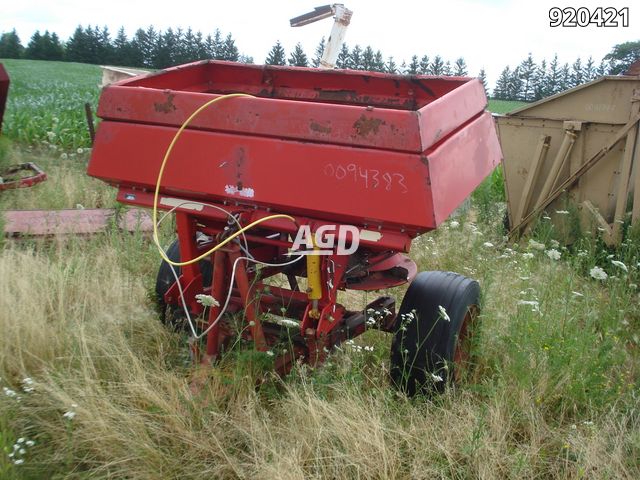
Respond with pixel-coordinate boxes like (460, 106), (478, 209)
(487, 99), (528, 114)
(1, 60), (639, 479)
(0, 59), (101, 150)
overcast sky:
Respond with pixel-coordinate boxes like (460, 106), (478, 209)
(1, 0), (635, 86)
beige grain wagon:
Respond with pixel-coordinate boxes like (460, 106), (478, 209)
(497, 75), (640, 245)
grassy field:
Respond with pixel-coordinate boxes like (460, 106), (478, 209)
(1, 60), (639, 479)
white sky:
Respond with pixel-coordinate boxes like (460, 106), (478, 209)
(1, 0), (636, 86)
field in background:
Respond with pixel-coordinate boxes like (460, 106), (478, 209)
(0, 60), (639, 479)
(0, 59), (526, 152)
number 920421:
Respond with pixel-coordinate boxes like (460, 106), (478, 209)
(549, 7), (629, 27)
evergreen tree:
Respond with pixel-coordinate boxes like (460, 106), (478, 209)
(508, 66), (523, 100)
(336, 43), (350, 68)
(570, 57), (583, 87)
(206, 30), (223, 59)
(153, 28), (178, 68)
(220, 33), (239, 61)
(453, 57), (468, 76)
(312, 37), (325, 67)
(532, 59), (547, 100)
(559, 62), (571, 92)
(65, 26), (90, 63)
(176, 27), (200, 63)
(596, 58), (609, 77)
(113, 27), (134, 66)
(362, 45), (376, 71)
(478, 68), (488, 96)
(407, 55), (419, 74)
(0, 29), (24, 58)
(545, 54), (562, 96)
(130, 28), (151, 67)
(493, 67), (511, 100)
(288, 43), (308, 67)
(518, 53), (536, 101)
(25, 31), (44, 59)
(350, 45), (363, 69)
(429, 55), (445, 75)
(265, 40), (286, 65)
(373, 50), (385, 72)
(443, 61), (452, 76)
(418, 55), (430, 74)
(583, 56), (596, 82)
(385, 56), (397, 74)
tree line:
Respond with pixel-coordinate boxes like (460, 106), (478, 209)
(0, 26), (638, 101)
(0, 26), (248, 69)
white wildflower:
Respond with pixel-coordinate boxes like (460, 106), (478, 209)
(577, 250), (588, 257)
(528, 239), (545, 251)
(46, 131), (55, 141)
(550, 239), (560, 248)
(60, 153), (68, 160)
(546, 249), (561, 261)
(630, 284), (637, 290)
(266, 350), (274, 357)
(403, 349), (409, 354)
(590, 266), (608, 280)
(522, 252), (534, 259)
(77, 148), (83, 154)
(438, 305), (450, 322)
(611, 260), (628, 272)
(18, 448), (25, 455)
(543, 215), (551, 220)
(17, 438), (25, 444)
(63, 411), (76, 420)
(483, 242), (494, 248)
(449, 220), (460, 229)
(26, 440), (35, 447)
(517, 300), (540, 312)
(3, 387), (17, 397)
(194, 294), (219, 307)
(555, 210), (569, 215)
(13, 459), (24, 465)
(430, 373), (443, 382)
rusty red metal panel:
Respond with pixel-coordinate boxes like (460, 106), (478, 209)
(0, 63), (9, 133)
(425, 112), (503, 224)
(417, 79), (487, 148)
(97, 87), (424, 152)
(97, 61), (487, 153)
(3, 209), (152, 236)
(88, 121), (436, 232)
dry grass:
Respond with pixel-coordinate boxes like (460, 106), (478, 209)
(1, 151), (639, 479)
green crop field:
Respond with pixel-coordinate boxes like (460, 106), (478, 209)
(0, 60), (639, 479)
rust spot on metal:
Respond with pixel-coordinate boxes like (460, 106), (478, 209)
(154, 93), (177, 113)
(310, 121), (332, 134)
(317, 89), (357, 102)
(353, 115), (386, 137)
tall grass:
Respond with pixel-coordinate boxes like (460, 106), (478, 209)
(1, 154), (639, 477)
(1, 60), (638, 478)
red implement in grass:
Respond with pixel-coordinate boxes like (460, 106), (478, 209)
(87, 60), (501, 394)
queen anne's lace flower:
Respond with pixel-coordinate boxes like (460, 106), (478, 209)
(590, 266), (608, 280)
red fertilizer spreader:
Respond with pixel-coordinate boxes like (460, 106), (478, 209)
(87, 60), (501, 394)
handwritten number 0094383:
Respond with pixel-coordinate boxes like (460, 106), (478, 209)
(323, 163), (409, 193)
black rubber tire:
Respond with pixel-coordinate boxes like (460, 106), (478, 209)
(389, 271), (480, 396)
(155, 239), (212, 330)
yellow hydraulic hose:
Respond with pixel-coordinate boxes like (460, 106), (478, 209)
(152, 93), (296, 267)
